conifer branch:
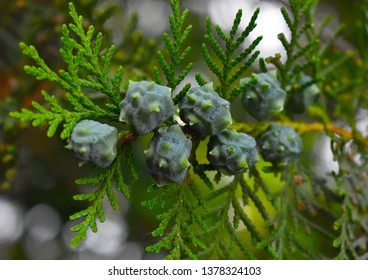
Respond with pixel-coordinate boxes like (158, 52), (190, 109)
(8, 0), (368, 261)
(69, 145), (132, 248)
(155, 0), (193, 101)
(264, 0), (322, 92)
(201, 8), (262, 100)
(10, 2), (123, 139)
(143, 183), (207, 259)
(231, 118), (368, 149)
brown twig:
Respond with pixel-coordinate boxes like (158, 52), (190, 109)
(232, 121), (368, 149)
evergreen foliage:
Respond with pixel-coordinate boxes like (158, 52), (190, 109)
(8, 0), (368, 259)
(10, 2), (134, 248)
(10, 3), (123, 140)
(197, 7), (262, 100)
(154, 0), (193, 104)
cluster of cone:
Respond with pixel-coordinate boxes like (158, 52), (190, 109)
(67, 71), (315, 184)
(241, 70), (318, 165)
(119, 81), (258, 185)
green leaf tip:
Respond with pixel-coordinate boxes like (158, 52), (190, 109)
(69, 148), (135, 247)
(202, 7), (261, 99)
(155, 0), (193, 92)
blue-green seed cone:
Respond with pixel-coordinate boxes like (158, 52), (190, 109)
(119, 80), (175, 135)
(146, 125), (192, 185)
(68, 119), (118, 168)
(257, 123), (303, 164)
(207, 128), (258, 174)
(240, 70), (287, 121)
(179, 83), (232, 136)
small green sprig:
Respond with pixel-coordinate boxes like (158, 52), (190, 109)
(198, 8), (262, 100)
(10, 2), (123, 139)
(10, 2), (138, 249)
(155, 0), (193, 104)
(331, 140), (368, 260)
(142, 183), (207, 260)
(199, 174), (277, 259)
(70, 145), (135, 247)
(263, 0), (322, 89)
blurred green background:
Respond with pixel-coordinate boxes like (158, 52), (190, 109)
(0, 0), (366, 259)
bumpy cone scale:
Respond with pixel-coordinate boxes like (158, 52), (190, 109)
(179, 83), (232, 136)
(119, 80), (175, 135)
(66, 119), (118, 168)
(207, 128), (258, 174)
(240, 70), (287, 121)
(257, 123), (303, 164)
(145, 125), (192, 185)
